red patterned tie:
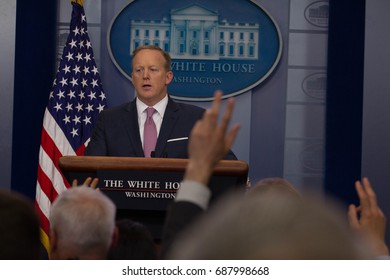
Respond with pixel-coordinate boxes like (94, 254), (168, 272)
(143, 107), (157, 157)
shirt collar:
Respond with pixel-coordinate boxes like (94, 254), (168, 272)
(136, 95), (168, 118)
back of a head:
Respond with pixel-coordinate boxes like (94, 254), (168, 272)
(168, 190), (374, 260)
(247, 177), (301, 198)
(50, 187), (116, 259)
(108, 219), (157, 260)
(0, 190), (40, 259)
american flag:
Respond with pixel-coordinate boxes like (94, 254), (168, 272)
(35, 0), (106, 251)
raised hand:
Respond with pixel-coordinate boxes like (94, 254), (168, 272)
(185, 91), (240, 185)
(348, 177), (389, 256)
(72, 177), (99, 190)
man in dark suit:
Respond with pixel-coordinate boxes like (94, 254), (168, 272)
(85, 45), (236, 159)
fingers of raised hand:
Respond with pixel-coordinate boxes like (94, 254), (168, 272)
(362, 177), (378, 209)
(219, 97), (234, 132)
(72, 177), (99, 189)
(357, 177), (381, 217)
(348, 204), (360, 229)
(89, 177), (99, 189)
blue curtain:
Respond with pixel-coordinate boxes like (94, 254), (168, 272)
(12, 1), (57, 200)
(325, 0), (366, 205)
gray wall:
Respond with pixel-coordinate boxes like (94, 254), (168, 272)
(362, 0), (390, 243)
(0, 0), (17, 190)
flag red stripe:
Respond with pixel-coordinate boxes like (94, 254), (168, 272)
(40, 127), (63, 172)
(76, 144), (86, 156)
(40, 127), (71, 189)
(36, 164), (59, 203)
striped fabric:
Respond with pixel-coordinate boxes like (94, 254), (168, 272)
(35, 0), (106, 251)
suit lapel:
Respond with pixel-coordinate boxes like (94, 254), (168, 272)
(155, 98), (179, 157)
(123, 99), (144, 157)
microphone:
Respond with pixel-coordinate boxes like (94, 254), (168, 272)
(150, 143), (169, 158)
(150, 151), (167, 158)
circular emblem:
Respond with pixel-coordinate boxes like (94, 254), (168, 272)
(304, 1), (329, 28)
(302, 72), (326, 100)
(299, 142), (324, 172)
(108, 0), (282, 100)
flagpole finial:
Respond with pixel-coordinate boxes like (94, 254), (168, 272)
(71, 0), (84, 6)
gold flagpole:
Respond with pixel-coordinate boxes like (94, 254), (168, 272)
(71, 0), (84, 6)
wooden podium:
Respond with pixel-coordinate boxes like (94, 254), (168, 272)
(58, 156), (249, 238)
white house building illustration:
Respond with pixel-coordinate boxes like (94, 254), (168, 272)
(129, 4), (259, 60)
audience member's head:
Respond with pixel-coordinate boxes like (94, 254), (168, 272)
(108, 218), (157, 260)
(168, 191), (374, 259)
(0, 190), (41, 259)
(49, 186), (117, 259)
(247, 177), (301, 198)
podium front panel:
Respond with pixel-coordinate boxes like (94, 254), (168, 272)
(59, 156), (248, 239)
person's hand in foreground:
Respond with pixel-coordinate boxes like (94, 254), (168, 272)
(72, 177), (99, 189)
(185, 91), (240, 185)
(348, 177), (389, 256)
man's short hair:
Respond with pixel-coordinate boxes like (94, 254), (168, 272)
(50, 187), (116, 253)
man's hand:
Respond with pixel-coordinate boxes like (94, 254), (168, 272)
(185, 91), (240, 185)
(348, 177), (389, 256)
(72, 177), (99, 189)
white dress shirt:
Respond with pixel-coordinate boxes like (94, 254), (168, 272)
(136, 95), (168, 147)
(175, 180), (211, 211)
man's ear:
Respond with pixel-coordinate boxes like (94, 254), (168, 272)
(165, 71), (173, 85)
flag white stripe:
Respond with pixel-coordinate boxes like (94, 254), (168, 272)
(35, 181), (52, 219)
(39, 146), (67, 196)
(42, 108), (76, 156)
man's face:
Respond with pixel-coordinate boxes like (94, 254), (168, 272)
(131, 49), (173, 106)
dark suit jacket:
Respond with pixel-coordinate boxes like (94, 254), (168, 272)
(85, 97), (237, 159)
(160, 201), (204, 259)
